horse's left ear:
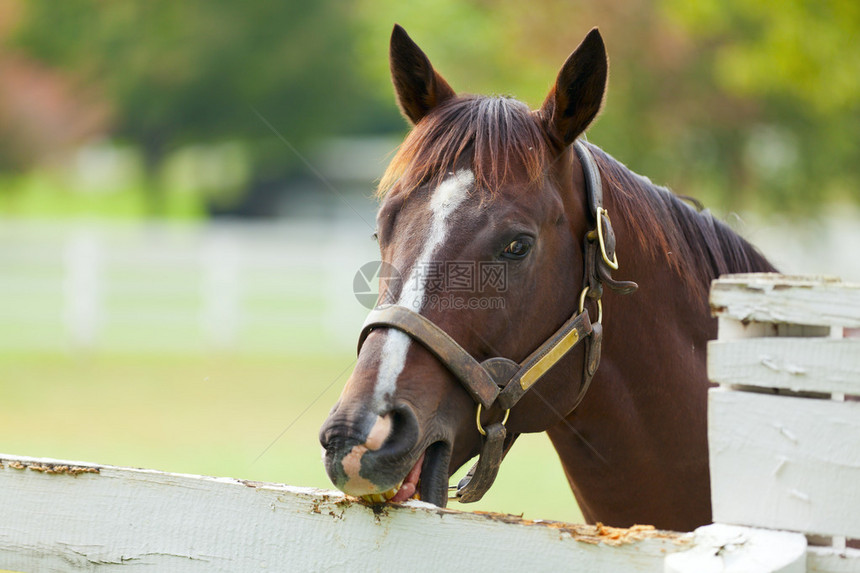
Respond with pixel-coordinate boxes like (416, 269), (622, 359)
(539, 28), (608, 147)
(390, 24), (457, 125)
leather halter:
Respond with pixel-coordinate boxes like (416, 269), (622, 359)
(356, 140), (637, 503)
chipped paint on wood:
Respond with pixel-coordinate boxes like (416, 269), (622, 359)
(0, 453), (688, 572)
(4, 273), (858, 572)
(3, 459), (99, 476)
(665, 523), (807, 573)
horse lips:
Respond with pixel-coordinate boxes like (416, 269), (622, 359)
(388, 451), (425, 503)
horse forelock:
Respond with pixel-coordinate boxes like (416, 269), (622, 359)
(378, 95), (552, 199)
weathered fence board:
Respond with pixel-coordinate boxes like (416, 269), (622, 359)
(0, 454), (687, 573)
(807, 546), (860, 573)
(710, 274), (860, 329)
(708, 338), (860, 395)
(709, 388), (860, 539)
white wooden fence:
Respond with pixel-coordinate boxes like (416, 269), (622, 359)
(1, 274), (858, 572)
(0, 219), (377, 353)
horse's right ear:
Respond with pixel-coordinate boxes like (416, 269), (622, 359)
(539, 28), (608, 147)
(390, 24), (456, 125)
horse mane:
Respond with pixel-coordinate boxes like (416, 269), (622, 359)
(376, 94), (774, 303)
(588, 144), (777, 302)
(377, 95), (551, 197)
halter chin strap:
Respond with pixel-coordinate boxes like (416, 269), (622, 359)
(357, 140), (637, 504)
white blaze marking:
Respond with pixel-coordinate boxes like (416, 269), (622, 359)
(372, 170), (474, 408)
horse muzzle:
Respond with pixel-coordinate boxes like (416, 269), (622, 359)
(319, 401), (455, 506)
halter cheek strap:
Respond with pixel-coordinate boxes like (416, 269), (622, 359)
(357, 140), (637, 504)
(358, 305), (502, 409)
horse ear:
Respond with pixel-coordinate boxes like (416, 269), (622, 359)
(539, 28), (608, 147)
(389, 24), (456, 125)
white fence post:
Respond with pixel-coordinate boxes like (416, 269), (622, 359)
(62, 229), (102, 349)
(323, 229), (369, 348)
(199, 232), (241, 350)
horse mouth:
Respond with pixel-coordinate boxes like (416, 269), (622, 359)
(360, 441), (451, 507)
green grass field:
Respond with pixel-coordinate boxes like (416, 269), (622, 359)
(0, 350), (584, 523)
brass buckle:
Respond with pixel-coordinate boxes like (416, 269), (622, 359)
(595, 207), (619, 270)
(579, 286), (603, 324)
(475, 403), (510, 436)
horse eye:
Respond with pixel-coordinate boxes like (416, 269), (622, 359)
(502, 237), (532, 259)
(371, 232), (379, 243)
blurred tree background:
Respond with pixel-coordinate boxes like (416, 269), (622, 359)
(0, 0), (858, 215)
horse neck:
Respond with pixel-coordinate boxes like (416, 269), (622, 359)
(546, 151), (774, 531)
(595, 150), (742, 380)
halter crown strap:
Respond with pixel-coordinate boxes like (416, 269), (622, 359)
(575, 140), (639, 297)
(574, 140), (603, 221)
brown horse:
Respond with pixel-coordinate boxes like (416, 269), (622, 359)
(319, 25), (775, 532)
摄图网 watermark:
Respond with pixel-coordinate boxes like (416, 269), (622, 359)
(353, 260), (508, 310)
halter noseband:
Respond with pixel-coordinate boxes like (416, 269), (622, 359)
(356, 140), (637, 503)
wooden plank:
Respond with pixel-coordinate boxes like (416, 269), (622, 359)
(665, 523), (807, 573)
(709, 388), (860, 538)
(710, 274), (860, 328)
(0, 454), (687, 573)
(807, 546), (860, 573)
(716, 316), (832, 341)
(708, 338), (860, 395)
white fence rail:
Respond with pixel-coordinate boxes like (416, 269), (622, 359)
(1, 274), (859, 572)
(0, 454), (689, 573)
(0, 219), (378, 353)
(4, 212), (860, 356)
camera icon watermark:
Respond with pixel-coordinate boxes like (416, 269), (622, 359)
(352, 260), (403, 310)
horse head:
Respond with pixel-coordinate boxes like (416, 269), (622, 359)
(319, 25), (615, 507)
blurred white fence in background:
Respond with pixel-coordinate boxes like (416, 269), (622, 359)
(0, 219), (378, 354)
(1, 210), (858, 355)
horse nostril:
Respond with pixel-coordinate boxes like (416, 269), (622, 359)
(364, 413), (393, 451)
(319, 402), (420, 460)
(377, 403), (419, 457)
(318, 414), (361, 453)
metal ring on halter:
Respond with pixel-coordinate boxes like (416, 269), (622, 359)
(578, 286), (603, 324)
(475, 403), (510, 436)
(595, 207), (619, 270)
